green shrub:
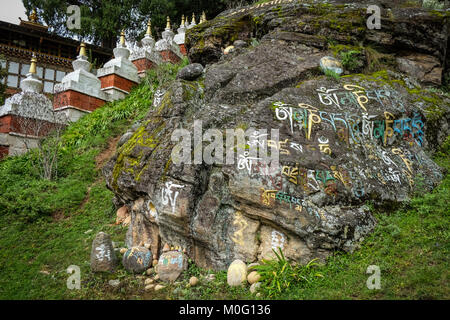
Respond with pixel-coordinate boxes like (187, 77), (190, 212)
(422, 0), (446, 9)
(323, 68), (341, 81)
(253, 248), (323, 297)
(340, 50), (361, 71)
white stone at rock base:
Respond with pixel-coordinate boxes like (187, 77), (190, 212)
(320, 56), (343, 75)
(108, 279), (120, 287)
(250, 282), (261, 294)
(227, 259), (247, 287)
(154, 284), (165, 291)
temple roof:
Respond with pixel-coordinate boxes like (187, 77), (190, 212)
(0, 20), (113, 67)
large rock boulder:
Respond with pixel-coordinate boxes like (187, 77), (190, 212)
(104, 0), (449, 270)
(186, 0), (448, 74)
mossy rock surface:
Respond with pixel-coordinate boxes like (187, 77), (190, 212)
(104, 0), (449, 271)
(186, 0), (448, 69)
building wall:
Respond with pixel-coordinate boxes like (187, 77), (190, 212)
(53, 90), (106, 112)
(0, 132), (39, 157)
(0, 115), (12, 133)
(0, 144), (8, 158)
(99, 74), (137, 94)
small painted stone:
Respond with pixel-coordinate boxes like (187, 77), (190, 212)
(162, 243), (170, 252)
(247, 271), (261, 284)
(90, 232), (118, 273)
(227, 259), (247, 287)
(122, 246), (152, 274)
(157, 251), (188, 282)
(119, 248), (127, 254)
(320, 56), (343, 75)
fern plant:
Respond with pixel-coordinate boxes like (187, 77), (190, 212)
(323, 68), (341, 81)
(340, 50), (361, 71)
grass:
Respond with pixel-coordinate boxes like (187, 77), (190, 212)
(0, 55), (448, 299)
(0, 59), (189, 299)
(422, 0), (446, 9)
(165, 137), (448, 300)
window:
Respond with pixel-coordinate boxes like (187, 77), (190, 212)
(44, 81), (54, 93)
(56, 70), (65, 82)
(4, 59), (69, 90)
(8, 62), (19, 74)
(7, 75), (18, 87)
(45, 68), (55, 80)
(36, 66), (43, 78)
(21, 64), (30, 75)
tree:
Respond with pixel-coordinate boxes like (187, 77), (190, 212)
(13, 97), (67, 180)
(22, 0), (255, 48)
